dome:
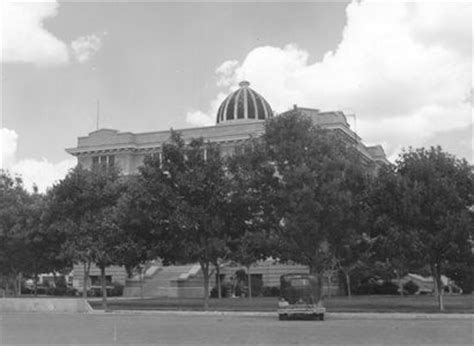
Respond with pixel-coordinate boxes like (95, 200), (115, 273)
(216, 81), (273, 125)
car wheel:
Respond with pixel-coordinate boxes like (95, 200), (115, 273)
(319, 314), (324, 321)
(279, 314), (288, 321)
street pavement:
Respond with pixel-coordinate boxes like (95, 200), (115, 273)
(1, 312), (472, 345)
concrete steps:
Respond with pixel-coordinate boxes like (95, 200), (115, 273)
(124, 264), (200, 298)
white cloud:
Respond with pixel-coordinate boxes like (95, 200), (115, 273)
(215, 60), (239, 87)
(0, 128), (18, 168)
(1, 0), (104, 66)
(185, 110), (214, 127)
(0, 127), (76, 193)
(11, 158), (76, 193)
(71, 34), (103, 64)
(1, 0), (69, 65)
(190, 1), (472, 162)
(186, 92), (227, 127)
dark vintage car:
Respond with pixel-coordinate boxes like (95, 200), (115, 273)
(277, 273), (326, 320)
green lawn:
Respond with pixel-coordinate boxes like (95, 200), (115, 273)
(89, 294), (473, 313)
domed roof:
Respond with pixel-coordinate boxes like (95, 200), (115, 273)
(216, 81), (273, 125)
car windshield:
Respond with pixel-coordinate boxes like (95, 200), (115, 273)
(290, 278), (310, 287)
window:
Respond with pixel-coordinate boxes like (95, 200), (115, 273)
(291, 278), (310, 287)
(144, 152), (161, 167)
(92, 155), (115, 171)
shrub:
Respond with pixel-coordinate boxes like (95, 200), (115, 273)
(50, 286), (67, 296)
(261, 286), (272, 297)
(210, 283), (231, 298)
(403, 281), (419, 295)
(261, 286), (280, 297)
(353, 282), (376, 295)
(210, 287), (218, 298)
(109, 282), (124, 297)
(271, 286), (280, 297)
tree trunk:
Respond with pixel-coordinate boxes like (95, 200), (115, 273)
(100, 264), (108, 310)
(395, 270), (403, 297)
(200, 262), (210, 309)
(316, 272), (324, 302)
(17, 272), (22, 297)
(431, 263), (444, 311)
(216, 264), (222, 299)
(344, 271), (352, 298)
(247, 265), (252, 300)
(309, 264), (324, 302)
(5, 276), (10, 297)
(325, 272), (331, 297)
(34, 272), (38, 297)
(12, 273), (18, 296)
(82, 261), (91, 300)
(139, 266), (144, 299)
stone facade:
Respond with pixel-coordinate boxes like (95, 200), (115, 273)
(66, 107), (389, 176)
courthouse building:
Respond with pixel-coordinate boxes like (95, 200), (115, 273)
(66, 81), (388, 297)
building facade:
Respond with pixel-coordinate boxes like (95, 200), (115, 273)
(66, 81), (388, 296)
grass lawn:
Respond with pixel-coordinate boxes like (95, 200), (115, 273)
(89, 294), (473, 313)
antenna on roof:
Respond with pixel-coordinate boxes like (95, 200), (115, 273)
(96, 99), (100, 130)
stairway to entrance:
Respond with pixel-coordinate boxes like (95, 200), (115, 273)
(124, 264), (202, 298)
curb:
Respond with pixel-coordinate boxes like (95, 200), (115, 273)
(90, 309), (474, 320)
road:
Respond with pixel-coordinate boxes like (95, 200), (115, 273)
(1, 312), (472, 345)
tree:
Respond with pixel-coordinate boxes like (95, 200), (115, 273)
(227, 139), (280, 299)
(328, 156), (373, 297)
(49, 165), (125, 309)
(262, 111), (371, 294)
(0, 171), (30, 296)
(24, 190), (71, 296)
(138, 132), (233, 308)
(114, 175), (158, 298)
(379, 147), (473, 310)
(368, 166), (423, 296)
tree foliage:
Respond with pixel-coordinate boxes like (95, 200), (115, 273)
(0, 171), (31, 295)
(137, 132), (234, 308)
(371, 147), (473, 310)
(48, 165), (125, 307)
(262, 111), (371, 287)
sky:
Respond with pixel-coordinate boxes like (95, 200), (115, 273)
(1, 0), (472, 192)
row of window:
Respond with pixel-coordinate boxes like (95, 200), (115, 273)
(90, 146), (245, 172)
(92, 155), (115, 171)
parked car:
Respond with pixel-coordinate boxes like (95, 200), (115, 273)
(278, 273), (326, 321)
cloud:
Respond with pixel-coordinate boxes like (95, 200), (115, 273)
(422, 123), (473, 163)
(189, 1), (472, 162)
(0, 128), (18, 168)
(0, 127), (76, 193)
(185, 111), (214, 127)
(186, 92), (227, 127)
(215, 60), (239, 87)
(1, 0), (69, 66)
(10, 158), (76, 193)
(1, 0), (104, 66)
(71, 34), (103, 64)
